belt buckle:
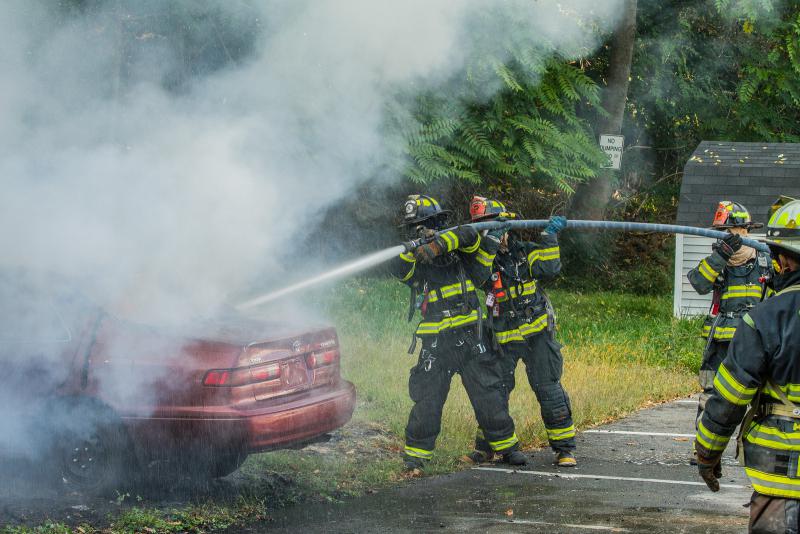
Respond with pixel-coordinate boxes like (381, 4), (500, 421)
(442, 310), (452, 318)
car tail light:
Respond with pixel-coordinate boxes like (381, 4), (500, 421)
(203, 370), (231, 386)
(203, 363), (282, 387)
(306, 349), (339, 369)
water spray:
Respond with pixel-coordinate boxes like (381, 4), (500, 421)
(237, 220), (769, 309)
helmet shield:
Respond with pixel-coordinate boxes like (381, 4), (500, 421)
(469, 196), (517, 221)
(401, 194), (450, 226)
(711, 200), (761, 229)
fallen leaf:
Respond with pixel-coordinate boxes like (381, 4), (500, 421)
(673, 437), (689, 442)
(505, 508), (514, 517)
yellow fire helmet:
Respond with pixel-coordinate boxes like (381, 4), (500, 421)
(765, 197), (800, 258)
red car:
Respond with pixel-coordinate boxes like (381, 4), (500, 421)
(1, 277), (356, 493)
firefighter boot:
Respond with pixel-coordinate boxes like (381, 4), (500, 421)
(403, 455), (426, 473)
(501, 450), (528, 466)
(556, 451), (577, 467)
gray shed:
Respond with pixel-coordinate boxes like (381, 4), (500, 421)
(673, 141), (800, 318)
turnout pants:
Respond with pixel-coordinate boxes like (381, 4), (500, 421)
(476, 332), (576, 454)
(750, 493), (800, 534)
(696, 340), (730, 429)
(403, 331), (518, 461)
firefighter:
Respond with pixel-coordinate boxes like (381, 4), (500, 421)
(390, 194), (526, 472)
(467, 196), (577, 467)
(687, 201), (770, 463)
(695, 197), (800, 533)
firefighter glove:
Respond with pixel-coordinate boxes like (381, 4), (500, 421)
(714, 233), (743, 262)
(544, 216), (567, 235)
(414, 238), (444, 263)
(487, 222), (512, 239)
(696, 451), (722, 492)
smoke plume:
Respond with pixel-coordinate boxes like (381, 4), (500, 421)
(0, 0), (624, 464)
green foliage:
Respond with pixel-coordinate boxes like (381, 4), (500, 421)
(395, 52), (607, 193)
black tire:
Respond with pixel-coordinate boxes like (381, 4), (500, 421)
(51, 397), (134, 495)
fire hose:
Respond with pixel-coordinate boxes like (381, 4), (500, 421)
(239, 219), (769, 310)
(403, 219), (769, 253)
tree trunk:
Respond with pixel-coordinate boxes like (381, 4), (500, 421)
(569, 0), (638, 220)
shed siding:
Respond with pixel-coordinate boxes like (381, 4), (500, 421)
(673, 233), (766, 318)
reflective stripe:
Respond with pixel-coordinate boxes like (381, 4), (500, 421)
(489, 433), (519, 452)
(702, 325), (737, 340)
(476, 247), (495, 267)
(460, 234), (480, 254)
(439, 231), (457, 252)
(713, 363), (757, 405)
(547, 425), (576, 441)
(743, 313), (756, 329)
(696, 421), (729, 451)
(416, 310), (480, 335)
(494, 314), (548, 344)
(763, 382), (800, 404)
(698, 260), (718, 283)
(426, 280), (476, 303)
(745, 421), (800, 451)
(746, 467), (800, 499)
(536, 247), (560, 261)
(497, 281), (537, 302)
(721, 285), (762, 300)
(404, 446), (433, 460)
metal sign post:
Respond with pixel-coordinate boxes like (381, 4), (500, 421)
(599, 134), (624, 170)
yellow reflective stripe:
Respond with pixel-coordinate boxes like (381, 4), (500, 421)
(743, 313), (756, 329)
(746, 468), (800, 499)
(404, 446), (433, 459)
(713, 363), (757, 405)
(702, 325), (737, 340)
(508, 281), (537, 298)
(518, 314), (548, 336)
(495, 329), (525, 344)
(489, 433), (519, 452)
(527, 249), (539, 265)
(722, 285), (763, 300)
(698, 260), (718, 282)
(475, 247), (495, 267)
(460, 234), (480, 254)
(745, 422), (800, 451)
(416, 310), (480, 334)
(547, 425), (576, 441)
(763, 382), (800, 404)
(438, 231), (459, 252)
(696, 421), (729, 451)
(536, 247), (560, 261)
(426, 280), (476, 303)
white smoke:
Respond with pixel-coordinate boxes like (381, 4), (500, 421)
(1, 0), (624, 325)
(0, 0), (624, 466)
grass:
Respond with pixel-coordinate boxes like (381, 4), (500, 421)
(5, 278), (704, 533)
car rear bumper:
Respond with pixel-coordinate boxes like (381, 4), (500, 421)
(243, 380), (356, 452)
(121, 381), (356, 455)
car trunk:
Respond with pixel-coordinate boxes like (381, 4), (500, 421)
(86, 316), (341, 415)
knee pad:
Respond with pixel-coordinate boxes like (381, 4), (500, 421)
(535, 382), (571, 424)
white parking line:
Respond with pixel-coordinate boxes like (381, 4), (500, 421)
(584, 430), (695, 438)
(675, 400), (698, 405)
(483, 518), (630, 532)
(475, 467), (747, 489)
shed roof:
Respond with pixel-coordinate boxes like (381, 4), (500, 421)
(676, 141), (800, 228)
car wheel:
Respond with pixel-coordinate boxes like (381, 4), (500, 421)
(52, 398), (134, 495)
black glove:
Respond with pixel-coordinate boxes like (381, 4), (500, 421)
(414, 239), (444, 263)
(714, 233), (743, 262)
(696, 451), (722, 492)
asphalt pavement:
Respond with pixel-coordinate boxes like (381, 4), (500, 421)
(261, 397), (752, 533)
